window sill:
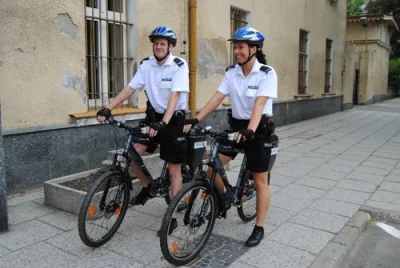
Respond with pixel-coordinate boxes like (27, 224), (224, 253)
(294, 94), (314, 100)
(321, 92), (336, 97)
(70, 107), (146, 127)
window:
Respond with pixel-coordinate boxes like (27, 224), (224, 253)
(325, 39), (333, 93)
(85, 0), (135, 110)
(230, 7), (249, 65)
(298, 30), (309, 94)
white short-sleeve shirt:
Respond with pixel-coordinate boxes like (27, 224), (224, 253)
(128, 54), (189, 114)
(218, 60), (278, 120)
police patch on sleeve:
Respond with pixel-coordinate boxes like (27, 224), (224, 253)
(260, 65), (271, 74)
(225, 65), (235, 72)
(173, 57), (184, 67)
(140, 57), (150, 65)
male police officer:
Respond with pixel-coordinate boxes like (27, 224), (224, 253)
(97, 26), (189, 222)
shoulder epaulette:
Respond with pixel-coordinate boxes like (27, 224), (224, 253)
(225, 65), (235, 72)
(173, 57), (184, 67)
(140, 57), (150, 65)
(260, 65), (271, 74)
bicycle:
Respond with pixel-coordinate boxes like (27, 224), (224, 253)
(78, 119), (207, 247)
(159, 126), (279, 266)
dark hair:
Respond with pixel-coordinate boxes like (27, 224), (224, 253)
(255, 49), (267, 65)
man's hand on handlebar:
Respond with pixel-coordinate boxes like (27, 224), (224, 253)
(236, 129), (255, 143)
(97, 108), (112, 123)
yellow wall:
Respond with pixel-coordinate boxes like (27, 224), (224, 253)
(195, 0), (347, 106)
(0, 0), (348, 131)
(0, 0), (87, 130)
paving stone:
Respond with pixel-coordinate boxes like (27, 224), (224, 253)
(290, 209), (349, 233)
(71, 247), (144, 268)
(213, 212), (259, 241)
(270, 193), (313, 212)
(0, 242), (77, 268)
(369, 190), (400, 205)
(104, 228), (162, 265)
(278, 184), (326, 200)
(336, 179), (378, 193)
(324, 188), (371, 205)
(314, 242), (348, 266)
(0, 220), (63, 251)
(269, 174), (296, 187)
(268, 222), (334, 254)
(308, 169), (346, 181)
(326, 158), (362, 168)
(372, 151), (400, 160)
(119, 209), (162, 233)
(361, 161), (395, 172)
(38, 210), (78, 231)
(272, 167), (310, 178)
(237, 240), (315, 268)
(46, 229), (97, 257)
(352, 166), (390, 176)
(345, 171), (385, 184)
(309, 198), (360, 217)
(366, 156), (398, 166)
(7, 190), (44, 207)
(318, 163), (354, 174)
(131, 197), (168, 219)
(364, 200), (400, 213)
(0, 245), (10, 257)
(7, 201), (55, 225)
(296, 176), (337, 190)
(379, 181), (400, 193)
(385, 174), (400, 183)
(177, 234), (250, 268)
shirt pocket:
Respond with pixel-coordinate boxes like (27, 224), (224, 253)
(160, 81), (172, 98)
(244, 89), (257, 108)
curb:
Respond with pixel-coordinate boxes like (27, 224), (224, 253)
(360, 205), (400, 224)
(309, 211), (371, 268)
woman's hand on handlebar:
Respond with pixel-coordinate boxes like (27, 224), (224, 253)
(183, 118), (199, 133)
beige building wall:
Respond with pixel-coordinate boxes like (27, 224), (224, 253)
(0, 0), (347, 131)
(196, 0), (347, 106)
(346, 17), (395, 103)
(0, 0), (87, 130)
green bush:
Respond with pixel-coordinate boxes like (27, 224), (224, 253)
(389, 58), (400, 94)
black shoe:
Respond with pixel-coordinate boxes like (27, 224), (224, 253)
(245, 226), (264, 247)
(129, 187), (149, 206)
(157, 218), (178, 236)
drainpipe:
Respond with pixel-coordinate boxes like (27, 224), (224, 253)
(189, 0), (197, 117)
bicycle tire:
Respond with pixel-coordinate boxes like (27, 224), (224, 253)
(237, 171), (257, 222)
(78, 171), (129, 247)
(160, 179), (217, 266)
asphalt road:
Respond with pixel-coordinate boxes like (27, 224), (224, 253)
(342, 221), (400, 268)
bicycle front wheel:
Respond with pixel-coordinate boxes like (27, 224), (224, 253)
(160, 179), (217, 266)
(237, 171), (257, 222)
(78, 171), (129, 247)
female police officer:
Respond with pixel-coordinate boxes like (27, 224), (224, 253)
(185, 27), (277, 247)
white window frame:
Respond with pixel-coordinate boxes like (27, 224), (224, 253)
(86, 0), (135, 108)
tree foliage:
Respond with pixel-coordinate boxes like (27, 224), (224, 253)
(347, 0), (365, 16)
(388, 58), (400, 93)
(367, 0), (400, 59)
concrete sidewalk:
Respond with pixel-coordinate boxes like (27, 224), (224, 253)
(1, 98), (400, 268)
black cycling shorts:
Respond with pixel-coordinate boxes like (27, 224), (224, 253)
(144, 111), (186, 164)
(220, 117), (273, 173)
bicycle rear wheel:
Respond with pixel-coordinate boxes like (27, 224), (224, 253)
(78, 171), (129, 247)
(160, 179), (217, 266)
(237, 171), (257, 222)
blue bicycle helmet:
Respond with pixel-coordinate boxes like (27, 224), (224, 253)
(228, 27), (264, 48)
(149, 26), (177, 47)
